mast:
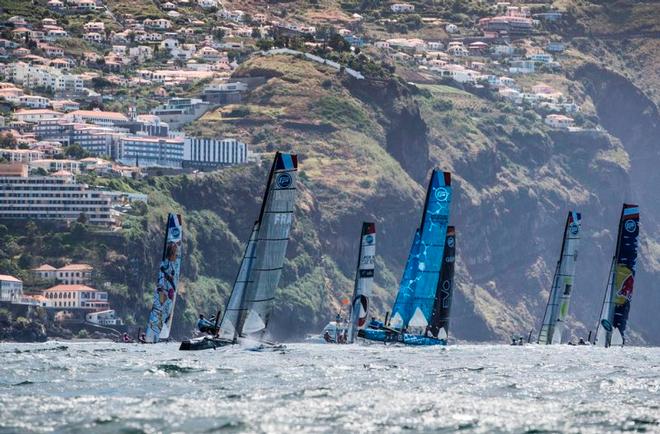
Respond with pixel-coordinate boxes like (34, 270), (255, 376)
(144, 213), (183, 343)
(428, 226), (456, 340)
(347, 222), (376, 343)
(538, 211), (581, 345)
(236, 152), (298, 342)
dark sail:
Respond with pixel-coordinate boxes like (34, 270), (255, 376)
(595, 204), (640, 347)
(428, 226), (455, 339)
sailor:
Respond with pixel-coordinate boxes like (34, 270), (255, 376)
(368, 317), (383, 329)
(335, 313), (342, 324)
(138, 332), (146, 343)
(323, 330), (332, 343)
(578, 338), (587, 345)
(122, 332), (131, 343)
(197, 314), (217, 335)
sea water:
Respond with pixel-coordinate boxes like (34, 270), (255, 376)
(0, 342), (658, 433)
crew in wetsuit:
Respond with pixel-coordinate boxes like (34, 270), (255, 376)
(368, 317), (384, 329)
(197, 314), (217, 335)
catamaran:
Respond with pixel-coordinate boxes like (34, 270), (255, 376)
(359, 170), (454, 346)
(594, 204), (640, 347)
(144, 213), (183, 343)
(537, 211), (582, 345)
(318, 222), (376, 344)
(179, 152), (298, 351)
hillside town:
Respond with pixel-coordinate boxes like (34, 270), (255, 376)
(0, 0), (606, 332)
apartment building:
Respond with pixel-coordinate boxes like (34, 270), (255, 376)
(183, 137), (247, 169)
(118, 135), (185, 168)
(32, 263), (93, 285)
(0, 275), (23, 302)
(10, 62), (84, 93)
(0, 170), (114, 225)
(43, 284), (109, 310)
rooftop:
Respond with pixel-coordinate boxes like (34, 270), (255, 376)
(45, 284), (98, 292)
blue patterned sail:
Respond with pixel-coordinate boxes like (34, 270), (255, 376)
(389, 229), (421, 329)
(145, 213), (183, 343)
(407, 170), (452, 329)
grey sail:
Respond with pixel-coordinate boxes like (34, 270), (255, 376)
(217, 223), (259, 342)
(236, 152), (298, 342)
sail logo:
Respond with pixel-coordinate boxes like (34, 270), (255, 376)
(625, 219), (637, 233)
(435, 187), (449, 202)
(276, 173), (292, 188)
(445, 255), (455, 263)
(447, 236), (455, 248)
(170, 227), (181, 238)
(569, 223), (579, 235)
(365, 234), (374, 245)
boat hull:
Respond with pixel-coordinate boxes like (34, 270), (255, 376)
(179, 336), (233, 351)
(358, 328), (446, 346)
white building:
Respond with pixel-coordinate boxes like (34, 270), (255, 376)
(32, 263), (93, 285)
(86, 309), (123, 325)
(391, 3), (415, 13)
(183, 137), (247, 168)
(30, 159), (81, 174)
(545, 114), (574, 129)
(118, 135), (185, 168)
(1, 149), (45, 163)
(0, 171), (115, 225)
(44, 284), (109, 310)
(0, 275), (23, 302)
(10, 62), (84, 93)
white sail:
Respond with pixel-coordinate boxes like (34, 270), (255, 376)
(217, 224), (259, 342)
(538, 211), (581, 345)
(238, 152), (298, 342)
(611, 328), (624, 346)
(348, 222), (376, 343)
(408, 307), (429, 328)
(594, 325), (607, 347)
(437, 327), (448, 341)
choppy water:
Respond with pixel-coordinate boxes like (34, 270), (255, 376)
(0, 341), (658, 433)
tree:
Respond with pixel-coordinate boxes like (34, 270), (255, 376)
(256, 39), (273, 51)
(213, 28), (225, 41)
(63, 144), (90, 159)
(77, 212), (88, 224)
(251, 27), (261, 39)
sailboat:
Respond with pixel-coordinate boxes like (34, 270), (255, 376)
(359, 170), (453, 346)
(144, 213), (183, 343)
(594, 204), (640, 347)
(180, 152), (298, 351)
(537, 211), (582, 345)
(316, 222), (376, 344)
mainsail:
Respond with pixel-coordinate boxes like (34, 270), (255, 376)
(232, 152), (298, 342)
(217, 223), (258, 342)
(347, 222), (376, 343)
(595, 204), (640, 347)
(145, 213), (183, 343)
(390, 170), (452, 331)
(408, 170), (452, 330)
(390, 229), (421, 329)
(538, 211), (582, 345)
(428, 226), (456, 340)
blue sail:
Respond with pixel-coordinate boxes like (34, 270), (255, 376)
(389, 229), (421, 329)
(408, 170), (452, 329)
